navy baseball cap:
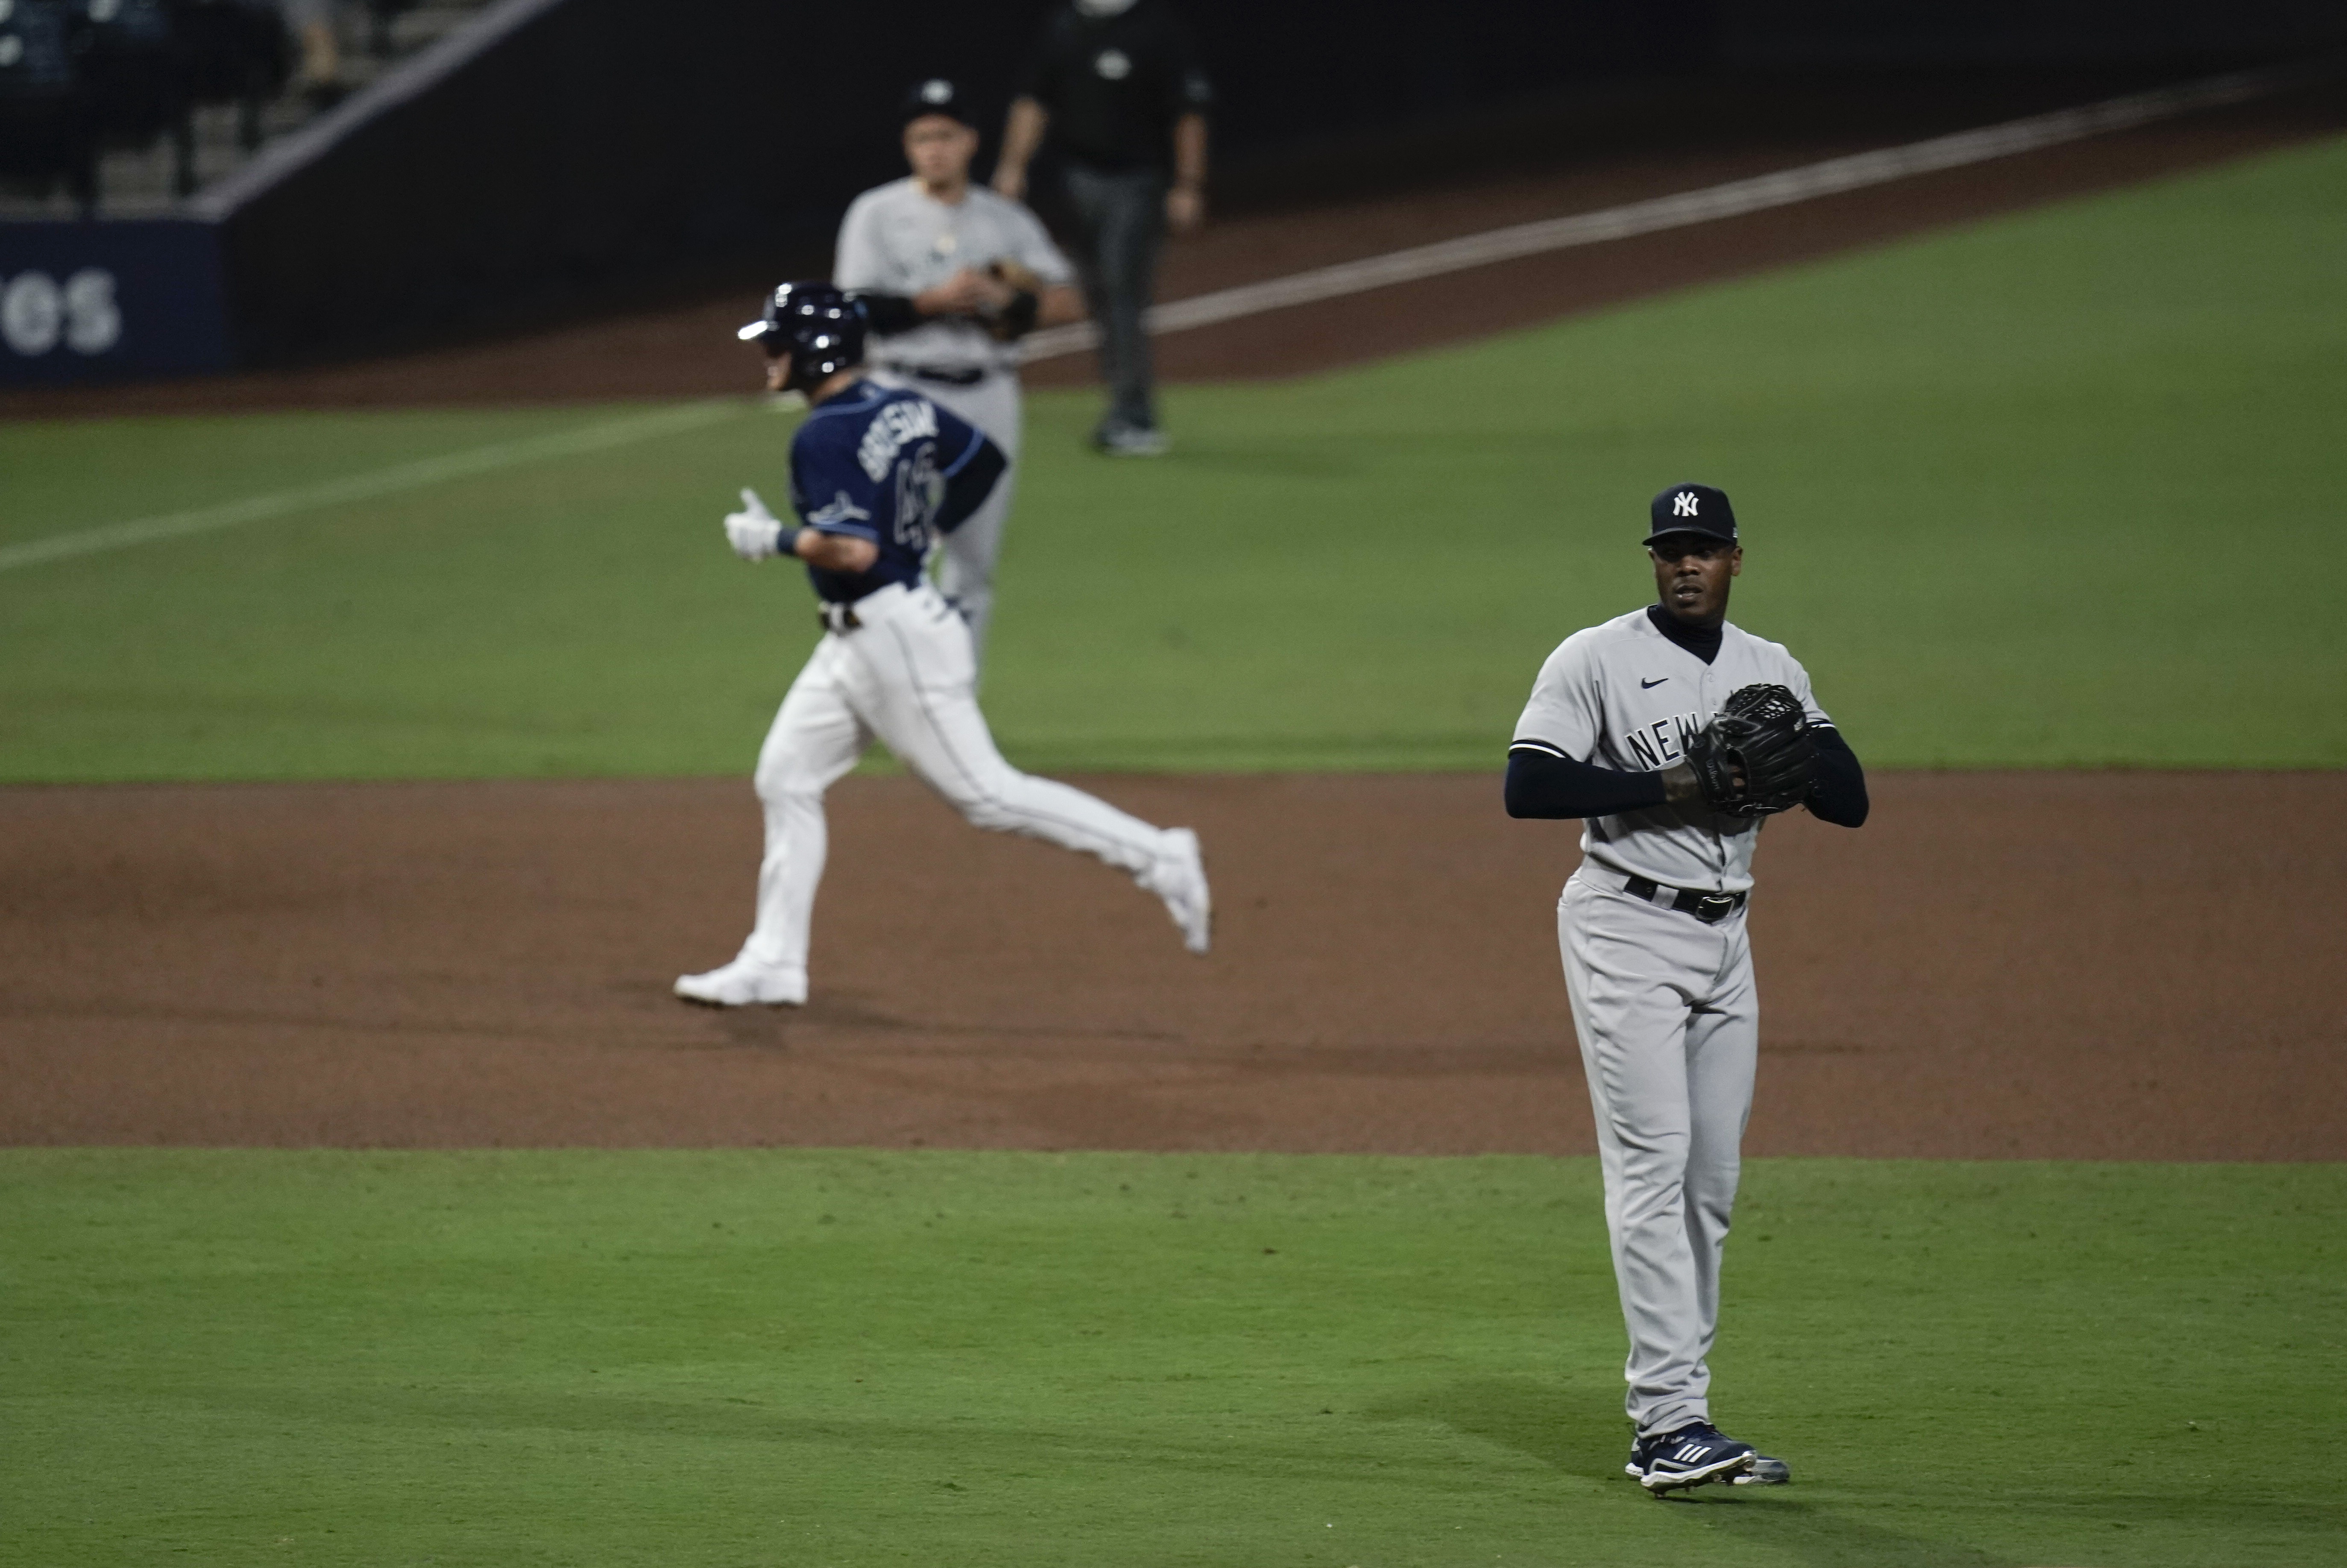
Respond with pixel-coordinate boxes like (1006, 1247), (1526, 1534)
(901, 78), (971, 127)
(1644, 483), (1738, 546)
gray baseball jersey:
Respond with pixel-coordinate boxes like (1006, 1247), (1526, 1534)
(834, 179), (1073, 376)
(1512, 610), (1833, 894)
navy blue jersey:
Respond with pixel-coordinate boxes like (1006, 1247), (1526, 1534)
(787, 381), (997, 604)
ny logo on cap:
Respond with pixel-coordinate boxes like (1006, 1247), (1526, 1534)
(1673, 491), (1700, 517)
(920, 79), (953, 103)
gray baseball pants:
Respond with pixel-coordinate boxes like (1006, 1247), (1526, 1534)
(1063, 162), (1165, 435)
(1558, 864), (1759, 1437)
(869, 368), (1022, 671)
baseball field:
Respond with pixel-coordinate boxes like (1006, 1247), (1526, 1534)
(4, 105), (2345, 1568)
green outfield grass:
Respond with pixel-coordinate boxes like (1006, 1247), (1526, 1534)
(3, 137), (2342, 780)
(3, 1149), (2341, 1567)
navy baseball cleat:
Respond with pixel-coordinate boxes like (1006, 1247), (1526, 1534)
(1625, 1422), (1758, 1494)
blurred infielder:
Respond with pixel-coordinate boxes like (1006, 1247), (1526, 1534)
(1505, 485), (1868, 1494)
(835, 79), (1084, 667)
(674, 283), (1209, 1008)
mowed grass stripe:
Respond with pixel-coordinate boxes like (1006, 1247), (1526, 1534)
(0, 400), (748, 572)
(2, 1149), (2341, 1567)
(1019, 59), (2312, 361)
(1, 136), (2342, 779)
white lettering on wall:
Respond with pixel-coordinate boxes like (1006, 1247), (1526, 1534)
(1, 268), (123, 356)
(63, 269), (121, 353)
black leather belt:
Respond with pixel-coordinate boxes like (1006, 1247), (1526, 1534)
(816, 601), (864, 634)
(884, 361), (989, 387)
(1623, 874), (1747, 924)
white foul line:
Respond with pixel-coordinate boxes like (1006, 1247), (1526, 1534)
(0, 399), (746, 574)
(1019, 62), (2306, 364)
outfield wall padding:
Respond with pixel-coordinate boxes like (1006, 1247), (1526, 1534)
(1718, 0), (2347, 67)
(0, 221), (231, 382)
(199, 0), (1724, 369)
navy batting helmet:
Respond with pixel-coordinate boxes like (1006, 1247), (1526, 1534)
(736, 281), (866, 391)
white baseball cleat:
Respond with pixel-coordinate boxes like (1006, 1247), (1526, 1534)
(1143, 827), (1213, 955)
(673, 956), (807, 1007)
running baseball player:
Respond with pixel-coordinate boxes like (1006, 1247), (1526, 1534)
(674, 282), (1209, 1008)
(835, 78), (1085, 668)
(1505, 484), (1868, 1494)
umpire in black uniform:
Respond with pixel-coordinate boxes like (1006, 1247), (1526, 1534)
(993, 0), (1213, 457)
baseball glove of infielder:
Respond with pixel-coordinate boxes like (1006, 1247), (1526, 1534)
(982, 259), (1044, 342)
(1683, 683), (1818, 818)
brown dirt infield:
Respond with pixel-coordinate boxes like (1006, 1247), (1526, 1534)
(4, 771), (2339, 1158)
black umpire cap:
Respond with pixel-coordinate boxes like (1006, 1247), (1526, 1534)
(1645, 483), (1738, 546)
(902, 78), (972, 126)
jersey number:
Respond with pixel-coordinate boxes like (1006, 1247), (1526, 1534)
(893, 440), (943, 549)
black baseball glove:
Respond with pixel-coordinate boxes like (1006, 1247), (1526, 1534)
(981, 260), (1043, 342)
(1682, 683), (1817, 818)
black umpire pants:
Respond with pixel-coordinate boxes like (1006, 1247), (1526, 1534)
(1063, 161), (1165, 434)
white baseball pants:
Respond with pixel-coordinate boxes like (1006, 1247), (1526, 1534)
(737, 582), (1172, 984)
(870, 368), (1022, 668)
(1559, 864), (1759, 1437)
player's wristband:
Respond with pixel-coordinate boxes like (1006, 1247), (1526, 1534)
(777, 526), (805, 560)
(850, 292), (923, 335)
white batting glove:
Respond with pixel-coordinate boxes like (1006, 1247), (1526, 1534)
(723, 488), (787, 561)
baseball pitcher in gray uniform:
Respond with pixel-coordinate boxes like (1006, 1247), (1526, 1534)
(1506, 484), (1869, 1495)
(835, 79), (1085, 667)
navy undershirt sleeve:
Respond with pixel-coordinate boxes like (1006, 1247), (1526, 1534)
(935, 434), (1007, 535)
(1507, 732), (1868, 825)
(850, 292), (923, 336)
(1805, 726), (1869, 827)
(1504, 745), (1669, 820)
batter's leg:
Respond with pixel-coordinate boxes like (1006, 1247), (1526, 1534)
(1559, 873), (1735, 1437)
(837, 585), (1207, 950)
(740, 636), (871, 982)
(1681, 920), (1759, 1396)
(847, 588), (1168, 872)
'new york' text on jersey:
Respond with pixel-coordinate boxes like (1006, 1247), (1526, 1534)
(1512, 609), (1835, 893)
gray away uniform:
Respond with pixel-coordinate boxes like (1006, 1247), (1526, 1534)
(834, 179), (1074, 665)
(1512, 608), (1834, 1437)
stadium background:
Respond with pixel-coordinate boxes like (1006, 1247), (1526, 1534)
(3, 2), (2344, 1563)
